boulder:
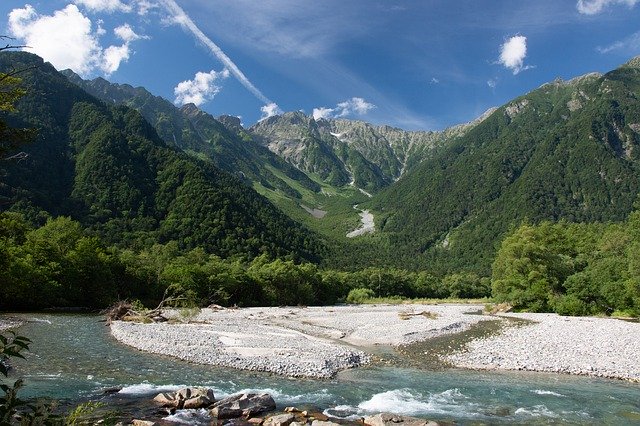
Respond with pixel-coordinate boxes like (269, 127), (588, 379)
(211, 393), (276, 419)
(153, 387), (215, 409)
(131, 420), (156, 426)
(311, 420), (341, 426)
(364, 413), (441, 426)
(264, 413), (295, 426)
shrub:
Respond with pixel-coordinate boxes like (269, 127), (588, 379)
(346, 288), (375, 304)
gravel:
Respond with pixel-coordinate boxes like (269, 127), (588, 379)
(110, 304), (489, 378)
(446, 313), (640, 382)
(0, 317), (23, 331)
(111, 306), (640, 381)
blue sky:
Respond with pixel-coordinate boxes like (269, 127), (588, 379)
(2, 0), (640, 130)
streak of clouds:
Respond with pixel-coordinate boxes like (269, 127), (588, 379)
(159, 0), (280, 113)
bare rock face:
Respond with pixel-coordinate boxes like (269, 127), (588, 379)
(211, 393), (277, 420)
(152, 387), (214, 409)
(364, 413), (442, 426)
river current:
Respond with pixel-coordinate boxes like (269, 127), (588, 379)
(3, 314), (640, 424)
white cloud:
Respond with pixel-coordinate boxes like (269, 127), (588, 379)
(312, 107), (334, 120)
(487, 78), (497, 88)
(8, 4), (144, 76)
(174, 69), (230, 106)
(497, 35), (532, 75)
(430, 77), (440, 84)
(597, 30), (640, 53)
(160, 0), (277, 107)
(136, 1), (158, 16)
(114, 23), (147, 43)
(312, 97), (376, 120)
(260, 103), (282, 121)
(577, 0), (639, 14)
(102, 44), (130, 74)
(74, 0), (132, 13)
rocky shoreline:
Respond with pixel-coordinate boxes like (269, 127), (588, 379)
(109, 305), (640, 382)
(447, 312), (640, 382)
(110, 304), (489, 378)
(123, 387), (446, 426)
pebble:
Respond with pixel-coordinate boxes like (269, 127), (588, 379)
(447, 312), (640, 381)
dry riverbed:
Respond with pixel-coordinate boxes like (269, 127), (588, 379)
(110, 305), (640, 382)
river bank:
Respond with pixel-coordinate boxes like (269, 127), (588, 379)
(3, 312), (640, 424)
(447, 312), (640, 382)
(110, 305), (640, 382)
(110, 304), (489, 378)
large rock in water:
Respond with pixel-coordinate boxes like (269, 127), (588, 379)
(364, 413), (441, 426)
(211, 393), (276, 419)
(153, 387), (215, 409)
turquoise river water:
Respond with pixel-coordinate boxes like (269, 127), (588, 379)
(2, 314), (640, 425)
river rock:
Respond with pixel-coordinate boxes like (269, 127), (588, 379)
(153, 387), (214, 409)
(311, 420), (341, 426)
(264, 413), (295, 426)
(211, 393), (276, 419)
(364, 413), (441, 426)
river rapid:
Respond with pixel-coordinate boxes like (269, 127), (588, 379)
(3, 314), (640, 424)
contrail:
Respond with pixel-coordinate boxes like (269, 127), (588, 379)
(160, 0), (276, 107)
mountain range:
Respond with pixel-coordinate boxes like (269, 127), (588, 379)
(2, 51), (640, 274)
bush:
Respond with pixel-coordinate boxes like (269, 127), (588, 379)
(346, 288), (375, 304)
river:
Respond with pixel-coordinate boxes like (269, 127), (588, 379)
(3, 314), (640, 424)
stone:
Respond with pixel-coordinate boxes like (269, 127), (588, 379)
(364, 413), (441, 426)
(311, 421), (341, 426)
(153, 387), (215, 409)
(212, 393), (276, 419)
(211, 406), (244, 419)
(284, 407), (299, 413)
(248, 418), (265, 425)
(131, 420), (156, 426)
(308, 412), (328, 421)
(264, 413), (295, 426)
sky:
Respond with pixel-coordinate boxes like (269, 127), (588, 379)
(1, 0), (640, 131)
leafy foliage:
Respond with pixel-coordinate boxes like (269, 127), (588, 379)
(371, 63), (640, 273)
(0, 52), (324, 264)
(492, 210), (640, 316)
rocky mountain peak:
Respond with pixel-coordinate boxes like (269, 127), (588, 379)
(218, 115), (243, 133)
(179, 103), (201, 117)
(624, 56), (640, 69)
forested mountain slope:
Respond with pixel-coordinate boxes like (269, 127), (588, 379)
(371, 57), (640, 273)
(0, 52), (323, 261)
(62, 70), (321, 200)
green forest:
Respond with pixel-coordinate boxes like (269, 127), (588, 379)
(1, 51), (640, 318)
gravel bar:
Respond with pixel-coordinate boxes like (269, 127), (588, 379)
(447, 313), (640, 382)
(110, 304), (489, 378)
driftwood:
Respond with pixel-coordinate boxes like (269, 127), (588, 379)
(103, 287), (193, 324)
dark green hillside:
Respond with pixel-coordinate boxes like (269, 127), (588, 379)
(372, 58), (640, 274)
(62, 70), (320, 198)
(0, 52), (323, 262)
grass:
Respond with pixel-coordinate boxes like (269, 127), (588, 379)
(353, 297), (492, 305)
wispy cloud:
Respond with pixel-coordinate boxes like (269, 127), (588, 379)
(597, 30), (640, 53)
(114, 23), (148, 43)
(8, 4), (142, 76)
(182, 0), (369, 59)
(312, 97), (376, 120)
(174, 69), (230, 106)
(497, 35), (533, 75)
(577, 0), (639, 14)
(487, 78), (497, 88)
(159, 0), (279, 115)
(73, 0), (132, 13)
(430, 77), (440, 84)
